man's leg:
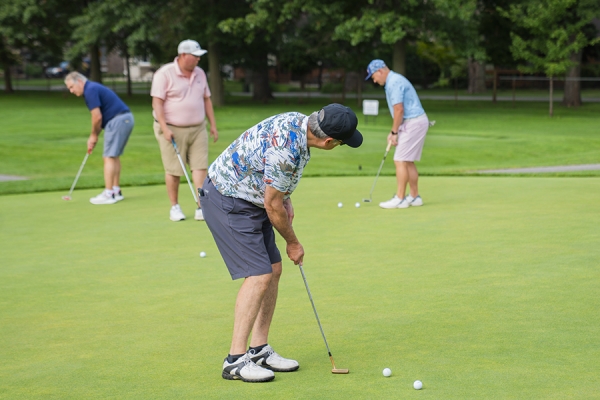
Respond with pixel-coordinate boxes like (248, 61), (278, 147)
(249, 262), (282, 347)
(165, 173), (180, 206)
(395, 161), (409, 199)
(103, 156), (120, 189)
(230, 273), (273, 355)
(407, 162), (419, 198)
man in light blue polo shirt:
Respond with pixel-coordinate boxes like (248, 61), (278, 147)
(366, 59), (430, 209)
(65, 72), (134, 205)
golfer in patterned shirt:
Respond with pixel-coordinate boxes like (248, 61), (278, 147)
(199, 103), (363, 383)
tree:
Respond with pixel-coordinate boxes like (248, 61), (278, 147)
(70, 0), (159, 94)
(0, 0), (74, 92)
(502, 0), (600, 115)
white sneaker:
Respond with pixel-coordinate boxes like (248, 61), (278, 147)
(169, 204), (186, 221)
(379, 195), (409, 209)
(222, 353), (275, 382)
(113, 190), (124, 202)
(406, 194), (423, 207)
(90, 191), (117, 205)
(249, 345), (299, 372)
(194, 208), (204, 221)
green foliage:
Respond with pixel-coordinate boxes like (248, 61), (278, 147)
(502, 0), (600, 77)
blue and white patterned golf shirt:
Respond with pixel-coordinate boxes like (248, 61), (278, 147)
(384, 71), (425, 120)
(208, 112), (311, 208)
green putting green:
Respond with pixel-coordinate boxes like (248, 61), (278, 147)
(1, 176), (599, 398)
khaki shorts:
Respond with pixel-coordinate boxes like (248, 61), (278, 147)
(154, 120), (208, 176)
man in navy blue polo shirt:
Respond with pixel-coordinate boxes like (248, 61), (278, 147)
(65, 71), (135, 204)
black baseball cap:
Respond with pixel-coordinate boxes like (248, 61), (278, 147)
(317, 103), (363, 148)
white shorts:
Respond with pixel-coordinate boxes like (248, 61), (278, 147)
(393, 114), (429, 162)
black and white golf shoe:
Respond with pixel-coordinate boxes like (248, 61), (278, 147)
(222, 353), (275, 382)
(249, 345), (300, 372)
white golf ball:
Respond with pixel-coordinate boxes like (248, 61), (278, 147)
(355, 202), (360, 208)
(199, 251), (206, 258)
(413, 380), (423, 390)
(337, 202), (343, 208)
(382, 368), (392, 377)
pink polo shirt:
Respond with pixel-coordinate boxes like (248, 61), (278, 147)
(151, 57), (211, 127)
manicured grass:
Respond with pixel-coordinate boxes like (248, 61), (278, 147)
(1, 91), (600, 195)
(1, 176), (599, 398)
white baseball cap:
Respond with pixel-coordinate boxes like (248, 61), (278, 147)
(177, 40), (207, 57)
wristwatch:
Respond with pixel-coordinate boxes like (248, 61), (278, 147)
(390, 130), (398, 135)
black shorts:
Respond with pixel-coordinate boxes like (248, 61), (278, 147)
(199, 178), (282, 280)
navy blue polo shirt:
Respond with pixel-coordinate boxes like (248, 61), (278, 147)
(83, 81), (130, 128)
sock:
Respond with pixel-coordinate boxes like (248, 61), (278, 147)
(104, 189), (113, 197)
(113, 186), (121, 194)
(227, 353), (245, 363)
(249, 344), (268, 353)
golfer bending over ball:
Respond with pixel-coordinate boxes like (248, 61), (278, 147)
(366, 59), (430, 209)
(65, 71), (134, 204)
(200, 104), (363, 383)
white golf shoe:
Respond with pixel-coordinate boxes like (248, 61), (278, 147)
(222, 353), (275, 382)
(169, 204), (186, 221)
(405, 194), (423, 207)
(90, 191), (117, 205)
(248, 345), (299, 372)
(379, 195), (409, 209)
(194, 208), (204, 221)
(113, 190), (124, 202)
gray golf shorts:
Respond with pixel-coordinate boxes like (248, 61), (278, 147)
(199, 177), (282, 280)
(104, 112), (134, 157)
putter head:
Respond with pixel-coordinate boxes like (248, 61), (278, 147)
(332, 368), (349, 374)
(61, 196), (72, 201)
(362, 198), (371, 203)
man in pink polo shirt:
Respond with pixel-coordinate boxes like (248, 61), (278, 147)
(151, 39), (219, 222)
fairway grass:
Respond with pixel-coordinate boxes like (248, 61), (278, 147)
(2, 91), (600, 195)
(1, 177), (599, 399)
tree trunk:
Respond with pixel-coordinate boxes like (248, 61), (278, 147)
(90, 43), (102, 83)
(252, 54), (273, 102)
(124, 46), (132, 97)
(3, 62), (13, 93)
(467, 58), (486, 94)
(549, 76), (554, 117)
(393, 38), (406, 75)
(562, 50), (582, 107)
(208, 41), (224, 107)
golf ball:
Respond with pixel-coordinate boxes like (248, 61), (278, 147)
(355, 202), (360, 208)
(413, 380), (423, 390)
(199, 251), (206, 258)
(338, 202), (343, 208)
(382, 368), (392, 377)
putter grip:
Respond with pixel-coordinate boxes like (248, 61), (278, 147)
(385, 141), (392, 152)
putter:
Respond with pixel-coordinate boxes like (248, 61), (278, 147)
(171, 138), (200, 208)
(363, 141), (392, 203)
(62, 150), (91, 201)
(298, 263), (349, 374)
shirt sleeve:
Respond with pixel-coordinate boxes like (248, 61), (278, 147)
(150, 68), (168, 100)
(387, 76), (405, 106)
(84, 86), (101, 111)
(264, 146), (297, 194)
(201, 69), (211, 98)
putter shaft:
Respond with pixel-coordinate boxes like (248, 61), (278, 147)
(365, 141), (392, 202)
(171, 138), (200, 207)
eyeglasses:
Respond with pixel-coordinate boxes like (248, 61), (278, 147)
(332, 139), (344, 147)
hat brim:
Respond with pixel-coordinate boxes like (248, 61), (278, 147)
(190, 49), (207, 56)
(344, 129), (363, 148)
(365, 72), (374, 81)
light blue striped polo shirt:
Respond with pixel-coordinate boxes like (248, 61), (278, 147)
(384, 71), (425, 120)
